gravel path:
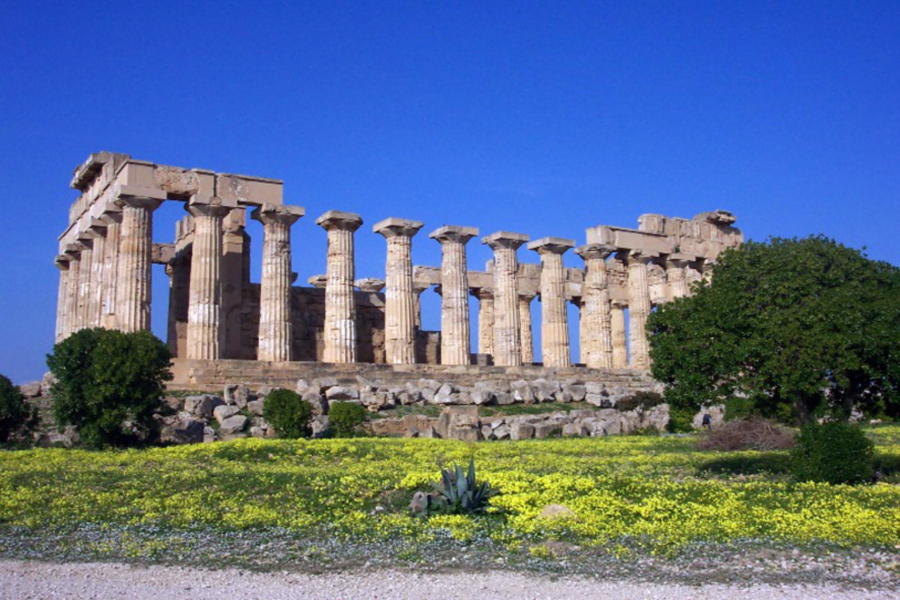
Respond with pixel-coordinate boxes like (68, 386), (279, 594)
(1, 560), (895, 600)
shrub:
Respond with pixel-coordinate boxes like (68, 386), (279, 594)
(329, 401), (367, 437)
(263, 389), (312, 438)
(666, 405), (694, 433)
(0, 375), (36, 443)
(791, 421), (874, 484)
(724, 396), (755, 421)
(697, 417), (795, 451)
(46, 328), (172, 448)
(616, 391), (664, 412)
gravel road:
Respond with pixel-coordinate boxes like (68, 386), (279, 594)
(1, 560), (896, 600)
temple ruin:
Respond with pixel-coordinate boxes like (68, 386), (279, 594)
(54, 152), (743, 391)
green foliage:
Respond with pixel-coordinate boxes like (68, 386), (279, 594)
(0, 375), (35, 442)
(431, 459), (499, 515)
(263, 389), (312, 439)
(328, 401), (367, 437)
(791, 421), (874, 484)
(648, 236), (900, 424)
(724, 396), (755, 421)
(616, 391), (665, 412)
(666, 406), (694, 433)
(46, 328), (172, 447)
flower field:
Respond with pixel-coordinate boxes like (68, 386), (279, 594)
(1, 427), (898, 568)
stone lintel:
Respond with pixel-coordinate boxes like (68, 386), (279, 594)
(70, 151), (123, 191)
(527, 236), (575, 253)
(586, 224), (675, 255)
(429, 225), (479, 242)
(251, 203), (305, 224)
(627, 248), (660, 262)
(575, 243), (617, 260)
(113, 183), (168, 203)
(482, 231), (529, 249)
(316, 210), (363, 231)
(307, 274), (328, 289)
(355, 278), (386, 292)
(86, 218), (108, 234)
(372, 217), (424, 237)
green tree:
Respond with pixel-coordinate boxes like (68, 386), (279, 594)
(46, 328), (172, 447)
(0, 374), (35, 443)
(263, 389), (312, 438)
(648, 236), (899, 424)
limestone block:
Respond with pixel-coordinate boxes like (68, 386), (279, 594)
(214, 404), (241, 424)
(532, 379), (560, 402)
(493, 423), (511, 439)
(641, 404), (670, 432)
(495, 392), (514, 405)
(303, 391), (328, 415)
(250, 426), (267, 438)
(184, 394), (224, 419)
(566, 383), (587, 402)
(434, 383), (456, 404)
(219, 414), (247, 435)
(311, 415), (330, 438)
(296, 379), (312, 395)
(246, 399), (265, 416)
(159, 417), (205, 445)
(562, 422), (586, 437)
(325, 386), (359, 401)
(534, 423), (562, 439)
(510, 379), (535, 403)
(510, 422), (535, 440)
(203, 426), (217, 443)
(224, 384), (250, 408)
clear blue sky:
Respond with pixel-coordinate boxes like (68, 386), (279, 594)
(1, 1), (898, 383)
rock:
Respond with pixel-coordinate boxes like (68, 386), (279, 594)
(534, 423), (562, 439)
(302, 391), (328, 414)
(312, 377), (338, 390)
(224, 384), (251, 408)
(510, 422), (534, 440)
(247, 399), (265, 416)
(160, 417), (205, 445)
(642, 404), (670, 432)
(539, 504), (575, 519)
(434, 383), (456, 404)
(249, 426), (266, 438)
(409, 490), (440, 514)
(693, 404), (725, 429)
(453, 391), (473, 405)
(562, 422), (586, 437)
(213, 404), (241, 424)
(219, 414), (247, 435)
(510, 380), (535, 403)
(184, 394), (224, 419)
(18, 381), (42, 398)
(203, 426), (217, 443)
(566, 383), (587, 402)
(162, 396), (182, 411)
(449, 426), (482, 442)
(471, 389), (493, 405)
(554, 388), (574, 403)
(493, 423), (511, 439)
(532, 379), (560, 402)
(310, 415), (330, 438)
(325, 386), (359, 401)
(295, 379), (312, 395)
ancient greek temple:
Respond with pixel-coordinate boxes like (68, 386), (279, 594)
(54, 152), (743, 382)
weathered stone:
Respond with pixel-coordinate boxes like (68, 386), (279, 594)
(249, 426), (266, 438)
(493, 423), (511, 439)
(494, 391), (514, 405)
(510, 379), (534, 403)
(566, 383), (587, 402)
(532, 378), (560, 402)
(246, 399), (265, 416)
(224, 383), (250, 408)
(160, 417), (205, 444)
(219, 414), (247, 435)
(539, 503), (575, 519)
(534, 423), (562, 439)
(296, 378), (312, 395)
(311, 415), (330, 438)
(325, 385), (359, 401)
(213, 404), (240, 424)
(203, 426), (216, 443)
(434, 383), (456, 404)
(184, 394), (224, 419)
(510, 422), (534, 440)
(562, 422), (586, 437)
(693, 404), (725, 429)
(18, 382), (42, 398)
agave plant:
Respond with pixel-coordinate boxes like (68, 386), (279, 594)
(431, 458), (499, 515)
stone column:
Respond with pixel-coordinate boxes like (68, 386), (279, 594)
(429, 225), (478, 365)
(518, 292), (536, 364)
(86, 219), (108, 328)
(701, 260), (715, 283)
(666, 257), (689, 300)
(75, 234), (95, 329)
(611, 300), (628, 368)
(576, 244), (615, 368)
(316, 210), (363, 363)
(54, 255), (72, 342)
(472, 288), (494, 357)
(374, 217), (424, 365)
(412, 282), (430, 329)
(482, 232), (529, 367)
(115, 195), (162, 332)
(252, 204), (304, 362)
(185, 196), (237, 359)
(99, 211), (121, 327)
(627, 251), (654, 369)
(63, 244), (84, 333)
(685, 261), (704, 290)
(528, 237), (574, 368)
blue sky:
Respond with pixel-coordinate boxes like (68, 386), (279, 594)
(1, 1), (897, 383)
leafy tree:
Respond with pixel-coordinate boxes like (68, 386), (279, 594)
(263, 389), (312, 438)
(0, 374), (36, 442)
(46, 328), (172, 447)
(648, 236), (899, 424)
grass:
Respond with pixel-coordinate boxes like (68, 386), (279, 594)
(0, 425), (898, 579)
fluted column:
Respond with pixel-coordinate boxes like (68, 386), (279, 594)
(627, 251), (654, 369)
(482, 231), (529, 367)
(472, 288), (494, 357)
(54, 255), (72, 342)
(611, 300), (628, 368)
(666, 257), (689, 300)
(63, 244), (84, 334)
(374, 217), (423, 365)
(529, 237), (574, 367)
(430, 225), (478, 365)
(75, 234), (94, 329)
(253, 204), (304, 362)
(99, 211), (121, 327)
(576, 244), (615, 368)
(518, 292), (536, 364)
(185, 196), (236, 359)
(317, 210), (363, 363)
(86, 219), (107, 328)
(115, 195), (162, 332)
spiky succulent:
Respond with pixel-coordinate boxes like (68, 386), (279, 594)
(431, 459), (499, 514)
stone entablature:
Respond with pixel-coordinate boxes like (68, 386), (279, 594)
(55, 152), (743, 378)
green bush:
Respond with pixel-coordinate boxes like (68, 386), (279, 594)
(724, 395), (755, 421)
(666, 405), (694, 433)
(791, 421), (874, 484)
(0, 375), (35, 443)
(263, 389), (312, 438)
(329, 401), (366, 437)
(46, 328), (172, 448)
(616, 391), (664, 412)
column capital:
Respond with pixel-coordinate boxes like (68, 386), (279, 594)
(355, 278), (385, 293)
(54, 254), (72, 270)
(64, 242), (85, 257)
(307, 274), (328, 289)
(316, 210), (363, 232)
(527, 236), (575, 255)
(611, 299), (628, 309)
(373, 217), (423, 238)
(186, 195), (238, 218)
(413, 281), (431, 294)
(482, 231), (529, 251)
(98, 210), (123, 226)
(87, 218), (108, 235)
(626, 249), (659, 265)
(519, 291), (538, 302)
(470, 287), (493, 300)
(575, 243), (617, 261)
(113, 184), (165, 210)
(251, 203), (305, 226)
(429, 225), (479, 244)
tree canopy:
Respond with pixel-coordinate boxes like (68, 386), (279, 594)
(648, 236), (899, 424)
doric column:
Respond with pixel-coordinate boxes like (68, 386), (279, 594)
(685, 261), (704, 291)
(666, 257), (689, 300)
(252, 204), (304, 362)
(429, 225), (478, 365)
(63, 244), (84, 333)
(86, 219), (108, 328)
(185, 196), (237, 359)
(611, 300), (628, 368)
(472, 288), (494, 357)
(316, 210), (363, 363)
(54, 255), (72, 342)
(482, 232), (529, 366)
(518, 292), (536, 364)
(627, 251), (654, 369)
(115, 195), (163, 332)
(99, 211), (121, 327)
(374, 217), (424, 365)
(75, 233), (95, 329)
(413, 282), (429, 329)
(528, 237), (574, 367)
(576, 243), (615, 368)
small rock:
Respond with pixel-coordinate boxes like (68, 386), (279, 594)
(540, 503), (575, 519)
(219, 414), (248, 435)
(213, 404), (241, 424)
